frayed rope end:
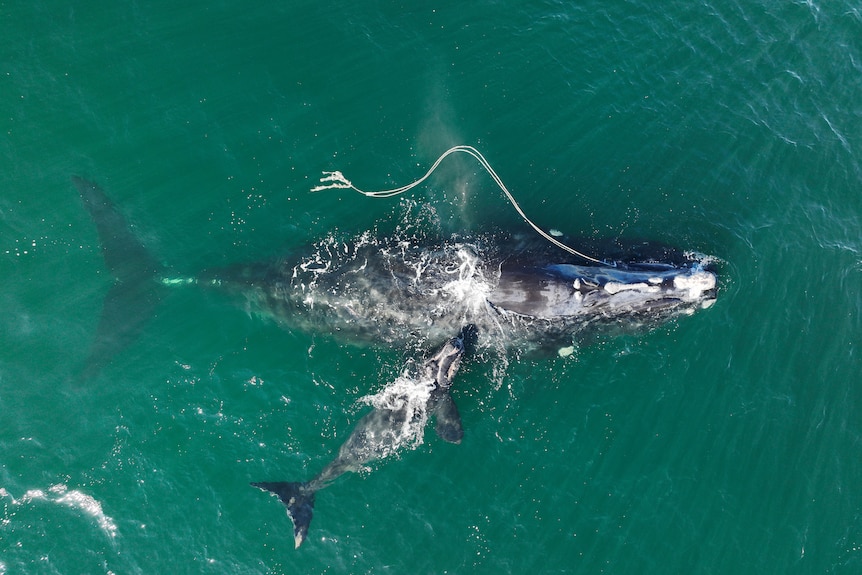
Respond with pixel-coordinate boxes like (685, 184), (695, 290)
(310, 171), (353, 192)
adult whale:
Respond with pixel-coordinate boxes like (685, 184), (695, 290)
(252, 324), (477, 548)
(198, 229), (718, 358)
(73, 176), (718, 375)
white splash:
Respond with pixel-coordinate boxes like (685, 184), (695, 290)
(1, 484), (118, 539)
(50, 485), (118, 538)
(359, 369), (436, 453)
(438, 246), (491, 316)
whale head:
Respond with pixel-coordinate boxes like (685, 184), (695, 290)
(425, 324), (477, 390)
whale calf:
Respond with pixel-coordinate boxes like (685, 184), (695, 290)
(252, 324), (477, 548)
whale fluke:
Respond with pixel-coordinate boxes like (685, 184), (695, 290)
(73, 176), (165, 378)
(251, 481), (315, 549)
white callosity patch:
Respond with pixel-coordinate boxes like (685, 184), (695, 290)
(673, 270), (717, 300)
(603, 282), (658, 295)
(604, 265), (715, 300)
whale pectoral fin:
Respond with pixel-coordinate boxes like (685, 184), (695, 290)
(251, 481), (315, 549)
(434, 394), (464, 444)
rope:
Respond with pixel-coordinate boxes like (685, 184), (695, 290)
(311, 145), (609, 265)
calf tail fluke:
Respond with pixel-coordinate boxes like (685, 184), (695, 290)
(251, 481), (315, 549)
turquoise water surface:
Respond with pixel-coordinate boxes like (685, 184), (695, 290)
(2, 1), (861, 573)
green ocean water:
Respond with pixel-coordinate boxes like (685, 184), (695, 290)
(2, 1), (861, 573)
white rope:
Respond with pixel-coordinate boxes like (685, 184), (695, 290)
(311, 145), (608, 265)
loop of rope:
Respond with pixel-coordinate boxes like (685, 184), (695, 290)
(311, 145), (609, 265)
